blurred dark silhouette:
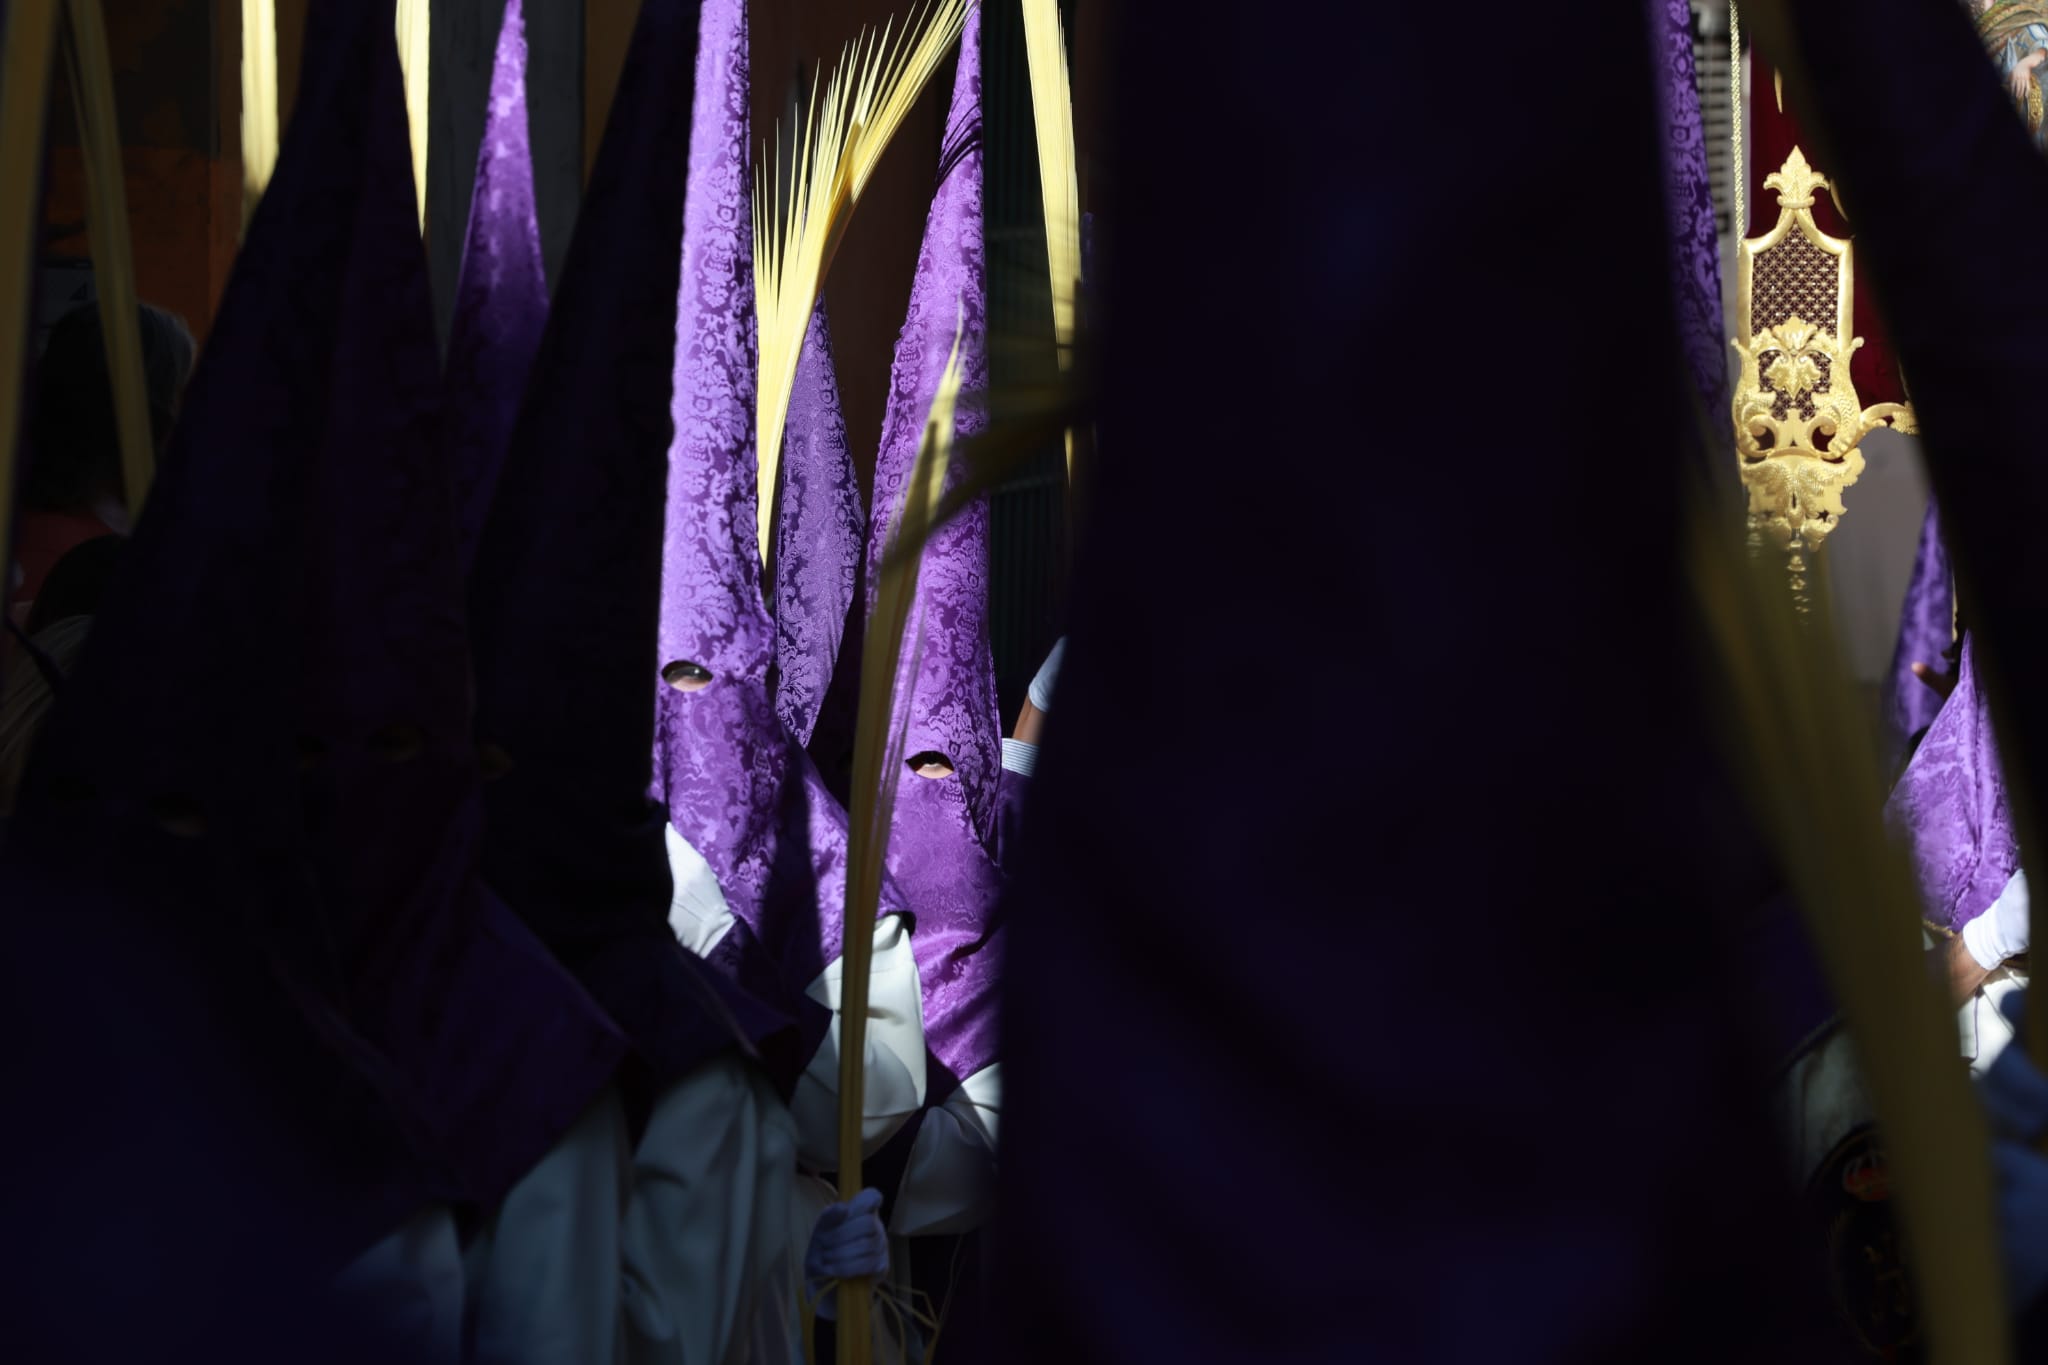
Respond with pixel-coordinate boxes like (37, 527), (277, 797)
(10, 302), (192, 617)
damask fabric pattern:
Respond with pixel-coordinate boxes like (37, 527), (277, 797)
(772, 297), (864, 749)
(862, 10), (1005, 1086)
(1649, 0), (1728, 428)
(1885, 638), (2020, 936)
(444, 0), (548, 574)
(653, 0), (899, 1083)
(3, 0), (445, 1263)
(468, 0), (761, 1089)
(1882, 499), (1954, 760)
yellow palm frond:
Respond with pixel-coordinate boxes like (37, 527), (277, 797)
(1687, 490), (2009, 1365)
(0, 0), (59, 582)
(754, 0), (971, 567)
(62, 0), (154, 516)
(830, 310), (964, 1365)
(240, 0), (279, 228)
(1020, 0), (1078, 480)
(395, 0), (430, 232)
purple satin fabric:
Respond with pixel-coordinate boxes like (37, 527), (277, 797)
(862, 10), (1004, 1085)
(772, 297), (864, 748)
(446, 0), (548, 574)
(468, 0), (759, 1089)
(1884, 637), (2018, 935)
(653, 0), (902, 1082)
(1650, 0), (1727, 428)
(1881, 499), (1954, 758)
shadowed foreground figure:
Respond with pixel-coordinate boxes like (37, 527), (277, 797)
(991, 2), (1848, 1361)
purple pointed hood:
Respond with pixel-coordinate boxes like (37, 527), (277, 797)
(863, 11), (1003, 1084)
(653, 0), (903, 1081)
(4, 0), (448, 1259)
(1882, 499), (1954, 759)
(468, 0), (770, 1087)
(445, 0), (548, 572)
(293, 7), (625, 1208)
(1884, 635), (2019, 936)
(772, 297), (864, 747)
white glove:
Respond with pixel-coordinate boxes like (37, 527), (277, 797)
(1027, 638), (1066, 714)
(1964, 869), (2031, 971)
(806, 1188), (889, 1321)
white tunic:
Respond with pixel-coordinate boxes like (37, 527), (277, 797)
(665, 823), (997, 1226)
(1772, 932), (2030, 1186)
(333, 1205), (466, 1364)
(463, 1088), (632, 1365)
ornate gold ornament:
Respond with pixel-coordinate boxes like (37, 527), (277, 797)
(1731, 146), (1916, 602)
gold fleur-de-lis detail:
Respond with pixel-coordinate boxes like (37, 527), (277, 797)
(1763, 145), (1828, 211)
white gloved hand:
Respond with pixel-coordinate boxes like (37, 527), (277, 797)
(1027, 638), (1066, 714)
(806, 1188), (889, 1321)
(1964, 868), (2031, 971)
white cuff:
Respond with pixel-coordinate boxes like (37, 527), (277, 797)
(1964, 911), (2011, 972)
(1966, 867), (2032, 970)
(999, 739), (1038, 777)
(1026, 638), (1065, 713)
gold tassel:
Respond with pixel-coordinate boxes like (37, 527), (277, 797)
(0, 0), (59, 583)
(240, 0), (279, 229)
(754, 0), (972, 567)
(62, 0), (154, 517)
(395, 0), (430, 232)
(828, 311), (966, 1365)
(1020, 0), (1078, 481)
(1687, 489), (2010, 1365)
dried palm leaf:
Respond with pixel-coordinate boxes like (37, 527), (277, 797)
(62, 0), (154, 515)
(831, 312), (965, 1365)
(240, 0), (279, 227)
(395, 0), (429, 230)
(1020, 0), (1078, 479)
(878, 328), (1094, 580)
(754, 0), (971, 566)
(1687, 482), (2009, 1365)
(0, 0), (58, 585)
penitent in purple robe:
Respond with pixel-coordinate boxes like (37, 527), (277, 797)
(991, 2), (1845, 1360)
(1881, 500), (1955, 761)
(3, 0), (448, 1262)
(290, 0), (627, 1210)
(862, 7), (1006, 1092)
(1884, 636), (2019, 936)
(467, 0), (772, 1092)
(652, 0), (906, 1089)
